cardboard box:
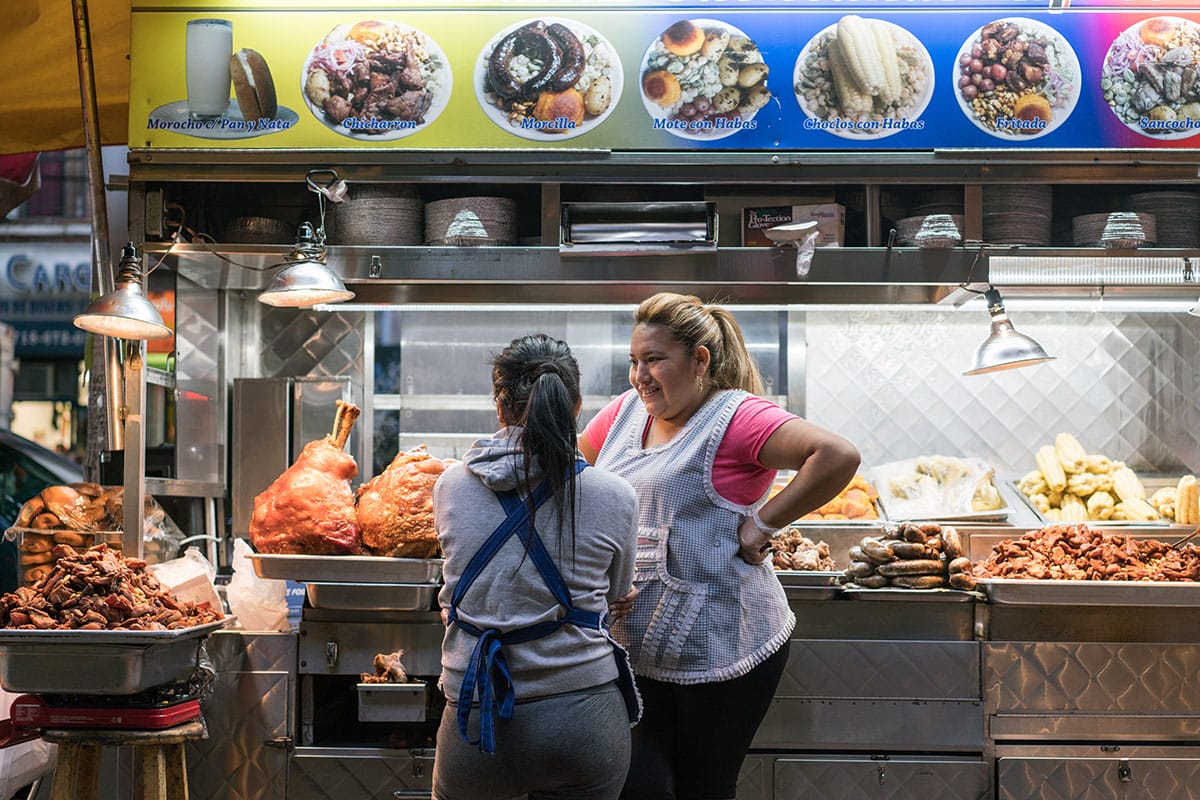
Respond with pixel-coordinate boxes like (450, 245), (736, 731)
(742, 203), (845, 247)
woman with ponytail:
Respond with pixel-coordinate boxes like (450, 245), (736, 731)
(580, 293), (860, 800)
(433, 333), (640, 800)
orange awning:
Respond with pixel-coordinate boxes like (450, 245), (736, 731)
(0, 0), (130, 154)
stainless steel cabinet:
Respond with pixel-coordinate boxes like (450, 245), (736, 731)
(996, 745), (1200, 799)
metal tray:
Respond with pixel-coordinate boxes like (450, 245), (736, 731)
(875, 498), (1010, 523)
(977, 578), (1200, 607)
(1009, 477), (1179, 527)
(774, 570), (841, 588)
(249, 553), (443, 584)
(842, 587), (980, 603)
(305, 582), (437, 612)
(357, 682), (427, 722)
(0, 619), (227, 695)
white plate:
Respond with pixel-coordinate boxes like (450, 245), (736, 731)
(793, 18), (934, 140)
(146, 99), (299, 140)
(300, 20), (452, 141)
(637, 18), (770, 141)
(474, 16), (623, 141)
(952, 17), (1080, 140)
(1101, 16), (1200, 140)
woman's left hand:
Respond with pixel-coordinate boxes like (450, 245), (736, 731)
(737, 516), (774, 565)
(609, 586), (639, 622)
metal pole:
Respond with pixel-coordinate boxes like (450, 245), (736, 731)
(123, 342), (147, 560)
(70, 0), (125, 452)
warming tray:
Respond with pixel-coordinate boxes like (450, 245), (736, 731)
(305, 582), (437, 612)
(774, 571), (840, 587)
(842, 587), (981, 603)
(977, 578), (1200, 606)
(1008, 477), (1179, 527)
(249, 553), (443, 584)
(0, 618), (227, 695)
(357, 682), (427, 722)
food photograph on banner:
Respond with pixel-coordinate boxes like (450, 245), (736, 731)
(126, 5), (1200, 151)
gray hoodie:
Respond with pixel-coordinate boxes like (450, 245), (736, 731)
(435, 427), (638, 703)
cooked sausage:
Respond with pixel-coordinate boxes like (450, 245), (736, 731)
(854, 574), (890, 589)
(892, 575), (947, 589)
(949, 572), (977, 591)
(942, 527), (963, 560)
(487, 21), (563, 100)
(947, 556), (972, 575)
(860, 538), (895, 564)
(890, 541), (931, 559)
(876, 558), (944, 577)
(546, 22), (585, 91)
(845, 560), (875, 579)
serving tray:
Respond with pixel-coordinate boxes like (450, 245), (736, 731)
(0, 618), (228, 694)
(249, 553), (443, 584)
(305, 582), (437, 612)
(977, 578), (1200, 607)
(842, 587), (981, 603)
(774, 570), (841, 588)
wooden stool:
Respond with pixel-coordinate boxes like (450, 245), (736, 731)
(42, 717), (207, 800)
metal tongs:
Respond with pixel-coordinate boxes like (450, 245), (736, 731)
(1170, 524), (1200, 551)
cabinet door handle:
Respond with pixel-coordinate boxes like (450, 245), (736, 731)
(325, 641), (338, 667)
(1117, 760), (1132, 783)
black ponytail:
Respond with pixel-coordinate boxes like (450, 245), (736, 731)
(491, 334), (582, 546)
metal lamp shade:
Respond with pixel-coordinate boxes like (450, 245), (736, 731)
(258, 258), (355, 308)
(72, 243), (172, 340)
(963, 289), (1055, 376)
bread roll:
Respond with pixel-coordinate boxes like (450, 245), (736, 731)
(230, 48), (278, 120)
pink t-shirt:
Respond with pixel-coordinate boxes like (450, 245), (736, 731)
(583, 389), (796, 505)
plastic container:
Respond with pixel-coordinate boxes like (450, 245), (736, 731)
(4, 528), (123, 587)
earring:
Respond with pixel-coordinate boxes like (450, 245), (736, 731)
(697, 375), (704, 392)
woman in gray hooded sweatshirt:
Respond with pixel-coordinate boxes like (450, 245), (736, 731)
(432, 333), (640, 800)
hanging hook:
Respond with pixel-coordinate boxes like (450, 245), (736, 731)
(885, 228), (897, 251)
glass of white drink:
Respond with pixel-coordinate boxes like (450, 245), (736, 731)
(186, 19), (233, 119)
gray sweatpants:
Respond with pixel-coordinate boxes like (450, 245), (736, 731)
(433, 681), (631, 800)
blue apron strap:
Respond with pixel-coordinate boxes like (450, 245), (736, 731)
(451, 459), (599, 753)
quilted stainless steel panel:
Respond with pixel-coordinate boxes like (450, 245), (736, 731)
(754, 699), (984, 751)
(289, 748), (434, 799)
(807, 310), (1200, 474)
(775, 756), (989, 800)
(984, 642), (1200, 714)
(778, 640), (980, 700)
(187, 633), (296, 800)
(998, 753), (1200, 800)
(175, 277), (223, 484)
(736, 754), (773, 800)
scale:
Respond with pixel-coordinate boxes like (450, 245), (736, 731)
(7, 680), (201, 731)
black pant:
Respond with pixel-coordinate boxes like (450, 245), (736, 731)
(620, 640), (791, 800)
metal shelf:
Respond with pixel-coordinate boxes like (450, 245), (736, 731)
(144, 242), (1200, 305)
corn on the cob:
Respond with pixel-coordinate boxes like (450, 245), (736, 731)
(1054, 433), (1087, 474)
(1036, 445), (1067, 493)
(1149, 487), (1177, 520)
(1112, 498), (1159, 521)
(1068, 472), (1111, 496)
(1085, 454), (1113, 474)
(835, 15), (886, 97)
(1018, 470), (1047, 497)
(1043, 507), (1063, 521)
(1028, 492), (1051, 513)
(1087, 490), (1115, 520)
(1059, 492), (1089, 522)
(828, 40), (872, 114)
(1111, 466), (1146, 503)
(871, 20), (901, 104)
(1176, 475), (1199, 525)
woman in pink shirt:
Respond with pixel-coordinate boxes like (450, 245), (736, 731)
(580, 292), (859, 800)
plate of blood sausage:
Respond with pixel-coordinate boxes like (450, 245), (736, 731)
(475, 17), (623, 140)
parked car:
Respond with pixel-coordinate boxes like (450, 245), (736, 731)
(0, 429), (83, 593)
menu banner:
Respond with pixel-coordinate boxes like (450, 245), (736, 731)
(128, 3), (1200, 150)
